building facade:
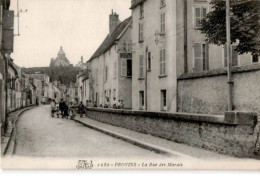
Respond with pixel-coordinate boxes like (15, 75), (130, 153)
(131, 0), (260, 115)
(131, 0), (177, 112)
(87, 11), (132, 108)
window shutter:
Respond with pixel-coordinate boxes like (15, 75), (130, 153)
(194, 43), (202, 72)
(195, 7), (201, 28)
(202, 7), (207, 19)
(139, 55), (144, 78)
(121, 59), (127, 76)
(160, 50), (163, 75)
(163, 49), (166, 74)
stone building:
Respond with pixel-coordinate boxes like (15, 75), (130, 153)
(0, 0), (14, 136)
(131, 0), (177, 112)
(86, 11), (132, 108)
(50, 46), (71, 67)
(130, 0), (260, 115)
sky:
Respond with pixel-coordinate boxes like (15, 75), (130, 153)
(9, 0), (131, 68)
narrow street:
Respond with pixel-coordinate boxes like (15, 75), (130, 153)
(14, 106), (168, 159)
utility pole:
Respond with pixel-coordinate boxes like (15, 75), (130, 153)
(226, 0), (233, 111)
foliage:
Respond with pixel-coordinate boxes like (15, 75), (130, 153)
(22, 66), (81, 86)
(201, 0), (260, 55)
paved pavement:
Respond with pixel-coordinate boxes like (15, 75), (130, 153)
(13, 105), (169, 159)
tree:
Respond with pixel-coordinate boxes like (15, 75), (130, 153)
(201, 0), (260, 55)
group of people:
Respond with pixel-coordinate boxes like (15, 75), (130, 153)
(50, 99), (87, 119)
(50, 98), (125, 119)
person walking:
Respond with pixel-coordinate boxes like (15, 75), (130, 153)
(59, 99), (66, 119)
(78, 101), (86, 118)
(50, 99), (56, 117)
(64, 103), (69, 119)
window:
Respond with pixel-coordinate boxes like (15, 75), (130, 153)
(194, 43), (209, 72)
(160, 49), (166, 75)
(147, 52), (151, 71)
(139, 55), (144, 78)
(127, 59), (132, 76)
(139, 23), (144, 42)
(139, 91), (144, 110)
(160, 13), (166, 33)
(252, 54), (259, 63)
(161, 90), (167, 111)
(114, 62), (117, 79)
(140, 4), (144, 18)
(121, 59), (132, 77)
(194, 7), (207, 29)
(224, 45), (238, 67)
(160, 0), (166, 7)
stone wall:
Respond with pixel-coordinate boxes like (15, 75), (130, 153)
(177, 64), (260, 116)
(86, 108), (260, 157)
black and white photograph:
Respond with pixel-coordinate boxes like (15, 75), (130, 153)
(0, 0), (260, 170)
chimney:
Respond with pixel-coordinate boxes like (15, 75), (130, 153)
(109, 9), (120, 34)
(81, 56), (83, 62)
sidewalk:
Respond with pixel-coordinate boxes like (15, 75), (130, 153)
(1, 106), (36, 156)
(74, 116), (243, 161)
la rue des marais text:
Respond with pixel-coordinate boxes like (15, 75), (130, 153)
(97, 162), (183, 168)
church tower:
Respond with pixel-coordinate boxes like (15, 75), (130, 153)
(49, 46), (71, 67)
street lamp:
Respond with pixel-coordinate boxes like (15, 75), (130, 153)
(14, 0), (28, 36)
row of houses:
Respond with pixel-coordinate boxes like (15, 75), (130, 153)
(0, 0), (65, 136)
(77, 0), (260, 115)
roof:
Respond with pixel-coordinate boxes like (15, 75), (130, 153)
(8, 59), (18, 76)
(82, 75), (89, 82)
(29, 74), (46, 81)
(89, 16), (132, 61)
(130, 0), (146, 9)
(77, 70), (88, 78)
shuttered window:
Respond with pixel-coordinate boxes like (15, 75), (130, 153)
(139, 23), (144, 42)
(140, 4), (144, 18)
(194, 7), (207, 29)
(139, 55), (144, 78)
(160, 49), (166, 75)
(121, 59), (127, 77)
(194, 43), (209, 72)
(160, 13), (166, 33)
(121, 59), (132, 77)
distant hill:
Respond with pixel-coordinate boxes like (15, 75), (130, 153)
(22, 66), (81, 85)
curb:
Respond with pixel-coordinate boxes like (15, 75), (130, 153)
(73, 118), (195, 159)
(2, 106), (37, 156)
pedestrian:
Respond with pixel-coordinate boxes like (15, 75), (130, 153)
(64, 103), (69, 119)
(59, 99), (66, 119)
(78, 101), (86, 118)
(69, 102), (75, 119)
(50, 99), (56, 117)
(112, 98), (117, 109)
